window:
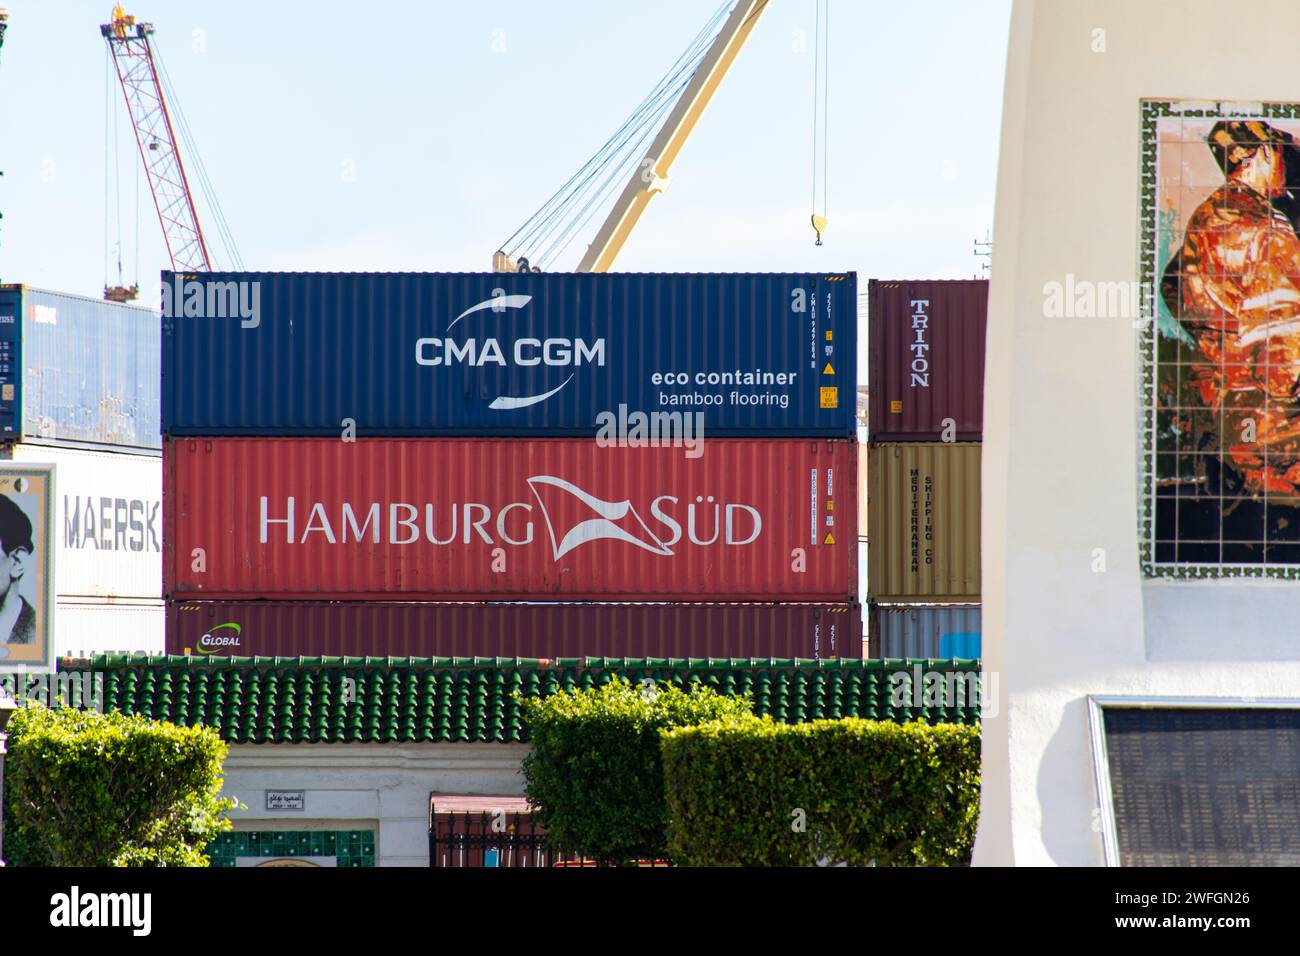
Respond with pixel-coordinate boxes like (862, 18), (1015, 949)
(1090, 696), (1300, 865)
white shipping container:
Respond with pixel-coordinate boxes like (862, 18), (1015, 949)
(2, 443), (162, 599)
(54, 600), (164, 656)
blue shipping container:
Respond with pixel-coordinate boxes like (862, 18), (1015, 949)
(869, 604), (981, 659)
(161, 271), (856, 436)
(0, 286), (161, 450)
(938, 631), (982, 659)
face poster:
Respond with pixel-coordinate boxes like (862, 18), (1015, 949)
(0, 465), (54, 667)
(1144, 101), (1300, 577)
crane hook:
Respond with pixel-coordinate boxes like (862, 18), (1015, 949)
(811, 214), (828, 247)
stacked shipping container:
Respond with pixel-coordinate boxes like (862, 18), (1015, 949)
(0, 286), (164, 655)
(865, 280), (985, 658)
(162, 272), (860, 657)
(169, 602), (861, 659)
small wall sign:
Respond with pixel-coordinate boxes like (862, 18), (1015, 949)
(265, 790), (305, 811)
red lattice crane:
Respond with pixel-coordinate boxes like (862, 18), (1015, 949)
(102, 4), (210, 300)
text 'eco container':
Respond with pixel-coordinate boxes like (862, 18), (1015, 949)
(167, 601), (863, 659)
(2, 443), (161, 599)
(867, 279), (986, 442)
(869, 604), (981, 659)
(0, 286), (161, 449)
(165, 438), (856, 601)
(160, 271), (856, 437)
(867, 443), (980, 602)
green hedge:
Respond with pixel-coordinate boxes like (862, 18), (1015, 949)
(4, 704), (239, 866)
(520, 676), (753, 866)
(661, 716), (980, 866)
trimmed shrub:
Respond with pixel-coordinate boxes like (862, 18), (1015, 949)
(4, 704), (239, 867)
(661, 716), (980, 866)
(520, 676), (753, 866)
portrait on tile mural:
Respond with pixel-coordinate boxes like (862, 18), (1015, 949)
(1145, 102), (1300, 575)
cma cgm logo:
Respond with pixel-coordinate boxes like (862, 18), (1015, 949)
(196, 622), (242, 654)
(414, 291), (606, 409)
(259, 477), (762, 558)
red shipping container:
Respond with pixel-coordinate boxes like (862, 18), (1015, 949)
(867, 279), (987, 442)
(166, 601), (863, 659)
(165, 438), (855, 602)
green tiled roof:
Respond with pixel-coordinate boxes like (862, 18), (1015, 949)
(63, 655), (983, 745)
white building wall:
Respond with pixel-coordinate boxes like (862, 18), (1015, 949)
(221, 742), (529, 867)
(976, 0), (1300, 865)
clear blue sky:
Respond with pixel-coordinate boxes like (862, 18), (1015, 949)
(0, 1), (1010, 304)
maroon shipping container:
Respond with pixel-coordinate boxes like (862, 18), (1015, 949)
(867, 279), (987, 442)
(166, 601), (864, 659)
(165, 438), (855, 601)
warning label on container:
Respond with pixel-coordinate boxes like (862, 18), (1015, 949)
(820, 387), (838, 409)
(810, 468), (818, 545)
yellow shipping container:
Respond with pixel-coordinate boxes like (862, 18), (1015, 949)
(867, 443), (980, 602)
(858, 439), (869, 541)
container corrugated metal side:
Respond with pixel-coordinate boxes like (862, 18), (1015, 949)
(3, 443), (161, 599)
(868, 604), (981, 659)
(867, 279), (986, 442)
(166, 601), (863, 659)
(0, 285), (160, 449)
(867, 443), (980, 602)
(55, 600), (165, 657)
(160, 271), (856, 437)
(165, 437), (856, 602)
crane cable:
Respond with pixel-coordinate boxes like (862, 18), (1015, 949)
(537, 3), (751, 269)
(811, 0), (829, 246)
(537, 68), (696, 270)
(153, 43), (243, 270)
(508, 1), (728, 270)
(510, 1), (726, 256)
(497, 0), (732, 271)
(510, 49), (701, 257)
(134, 124), (141, 290)
(104, 45), (129, 293)
(103, 47), (111, 291)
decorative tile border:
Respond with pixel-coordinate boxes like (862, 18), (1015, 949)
(207, 829), (375, 868)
